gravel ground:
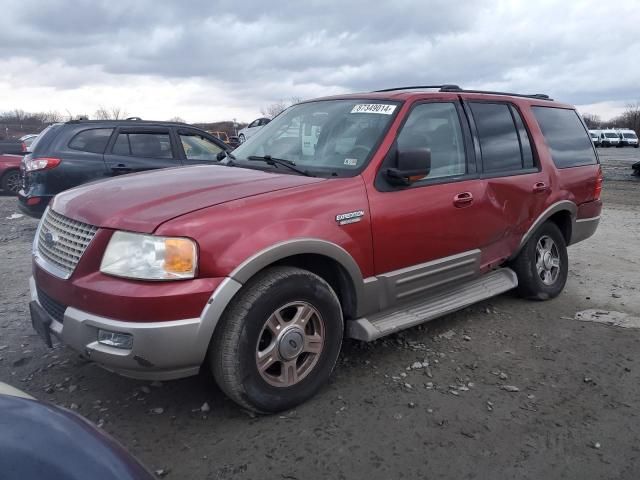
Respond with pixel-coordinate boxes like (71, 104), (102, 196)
(1, 149), (639, 479)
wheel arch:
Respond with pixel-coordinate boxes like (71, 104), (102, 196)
(511, 201), (577, 259)
(229, 239), (364, 320)
(197, 239), (365, 363)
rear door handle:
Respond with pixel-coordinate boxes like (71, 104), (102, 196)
(453, 192), (473, 208)
(533, 182), (549, 193)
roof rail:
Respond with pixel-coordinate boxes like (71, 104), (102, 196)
(374, 84), (553, 101)
(373, 84), (461, 93)
(443, 87), (553, 101)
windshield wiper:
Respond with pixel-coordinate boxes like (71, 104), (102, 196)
(248, 155), (313, 177)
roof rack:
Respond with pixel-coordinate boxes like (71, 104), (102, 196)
(374, 84), (461, 93)
(374, 85), (553, 101)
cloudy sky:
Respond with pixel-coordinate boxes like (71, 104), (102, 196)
(0, 0), (638, 123)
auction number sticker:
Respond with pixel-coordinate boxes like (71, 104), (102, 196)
(350, 104), (396, 115)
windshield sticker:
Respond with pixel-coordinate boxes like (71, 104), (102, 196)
(344, 158), (358, 166)
(350, 104), (396, 115)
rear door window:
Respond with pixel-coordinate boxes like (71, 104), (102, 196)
(111, 132), (173, 158)
(532, 107), (597, 168)
(469, 103), (533, 173)
(68, 128), (113, 154)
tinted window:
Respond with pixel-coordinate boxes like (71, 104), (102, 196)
(470, 103), (522, 172)
(112, 133), (173, 158)
(68, 128), (113, 154)
(180, 134), (223, 161)
(112, 133), (130, 155)
(511, 107), (534, 168)
(397, 102), (467, 180)
(532, 107), (597, 168)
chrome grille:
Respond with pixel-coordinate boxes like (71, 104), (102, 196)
(36, 208), (98, 278)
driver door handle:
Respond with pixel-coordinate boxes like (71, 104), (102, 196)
(453, 192), (473, 208)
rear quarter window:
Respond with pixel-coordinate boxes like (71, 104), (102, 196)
(532, 107), (597, 168)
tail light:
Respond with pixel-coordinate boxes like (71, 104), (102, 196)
(593, 166), (603, 200)
(25, 157), (61, 172)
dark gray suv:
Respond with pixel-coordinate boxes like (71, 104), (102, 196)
(18, 119), (230, 217)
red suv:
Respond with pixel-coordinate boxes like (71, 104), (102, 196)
(28, 86), (602, 413)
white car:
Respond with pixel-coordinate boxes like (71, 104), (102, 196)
(238, 117), (270, 143)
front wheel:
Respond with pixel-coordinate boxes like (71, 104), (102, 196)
(210, 267), (343, 413)
(512, 222), (568, 300)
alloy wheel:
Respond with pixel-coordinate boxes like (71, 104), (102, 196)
(255, 301), (325, 387)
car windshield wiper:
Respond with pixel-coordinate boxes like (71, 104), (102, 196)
(247, 155), (313, 177)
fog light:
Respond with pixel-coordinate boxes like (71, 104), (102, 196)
(98, 329), (133, 350)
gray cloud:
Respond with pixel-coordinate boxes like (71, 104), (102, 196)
(0, 0), (638, 119)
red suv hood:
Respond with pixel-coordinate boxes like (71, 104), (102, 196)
(51, 165), (324, 233)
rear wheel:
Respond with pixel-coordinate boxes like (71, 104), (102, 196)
(239, 134), (246, 143)
(512, 222), (568, 300)
(1, 170), (21, 194)
(211, 267), (343, 413)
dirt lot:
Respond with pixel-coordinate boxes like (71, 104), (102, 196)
(1, 149), (639, 479)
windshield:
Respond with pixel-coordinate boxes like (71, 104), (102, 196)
(623, 132), (637, 139)
(605, 132), (619, 138)
(231, 100), (400, 176)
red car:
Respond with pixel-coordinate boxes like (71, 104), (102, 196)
(28, 86), (602, 413)
(0, 154), (22, 194)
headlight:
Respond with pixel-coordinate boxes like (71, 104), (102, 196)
(100, 231), (197, 280)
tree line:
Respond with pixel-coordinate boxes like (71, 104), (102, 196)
(582, 103), (640, 133)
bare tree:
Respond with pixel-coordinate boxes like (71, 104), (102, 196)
(94, 106), (128, 120)
(168, 116), (186, 123)
(581, 113), (601, 129)
(260, 97), (304, 119)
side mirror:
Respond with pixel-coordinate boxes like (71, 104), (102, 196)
(216, 151), (226, 161)
(386, 148), (431, 185)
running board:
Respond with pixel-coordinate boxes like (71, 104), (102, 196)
(346, 268), (518, 341)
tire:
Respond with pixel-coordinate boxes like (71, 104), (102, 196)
(239, 134), (245, 143)
(1, 169), (21, 194)
(635, 145), (639, 149)
(512, 221), (568, 300)
(210, 266), (343, 413)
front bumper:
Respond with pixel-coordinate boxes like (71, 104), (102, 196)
(29, 276), (242, 380)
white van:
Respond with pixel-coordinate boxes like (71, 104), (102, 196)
(617, 128), (639, 148)
(588, 130), (601, 146)
(599, 129), (621, 147)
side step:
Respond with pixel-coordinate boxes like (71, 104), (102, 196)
(346, 268), (518, 341)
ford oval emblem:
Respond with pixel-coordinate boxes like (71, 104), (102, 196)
(43, 230), (58, 248)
